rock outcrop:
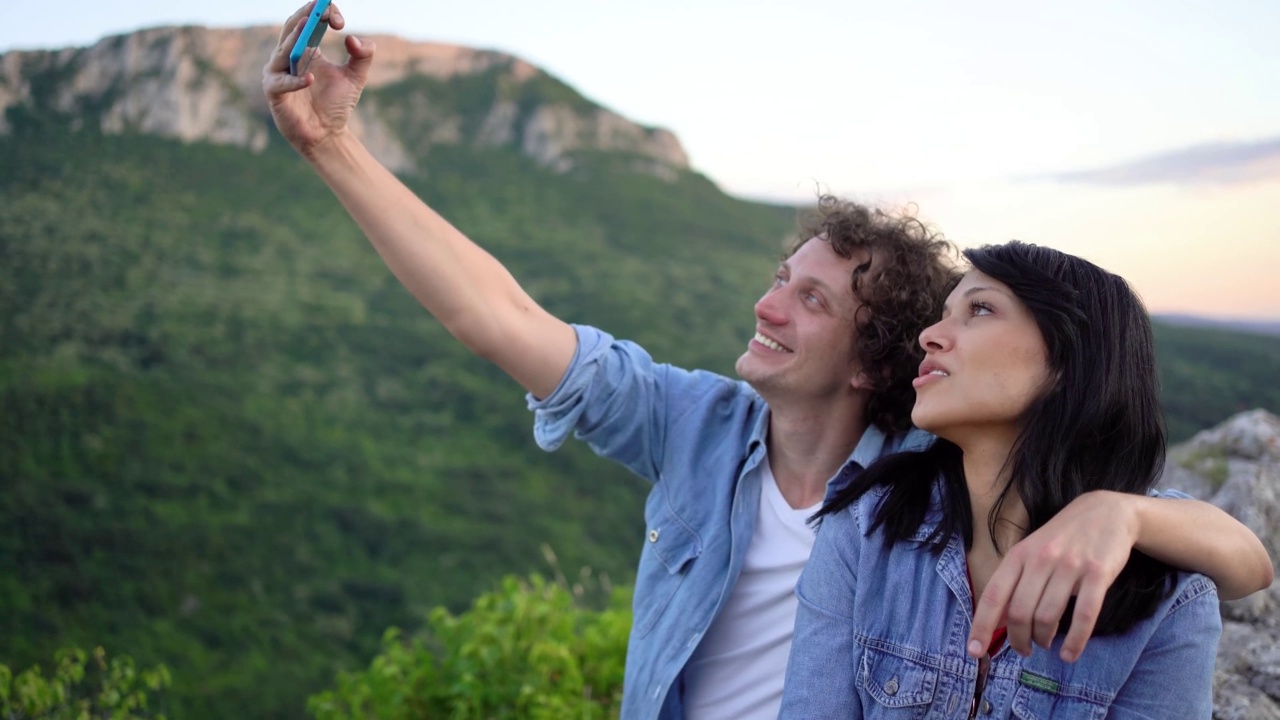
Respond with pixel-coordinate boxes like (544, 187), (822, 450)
(0, 26), (689, 178)
(1161, 409), (1280, 719)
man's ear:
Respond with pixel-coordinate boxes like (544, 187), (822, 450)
(851, 369), (874, 391)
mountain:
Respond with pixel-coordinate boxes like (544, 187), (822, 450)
(2, 25), (1278, 719)
(0, 25), (793, 720)
(1155, 313), (1280, 338)
(0, 25), (688, 177)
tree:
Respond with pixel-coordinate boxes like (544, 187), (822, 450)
(0, 646), (171, 720)
(308, 568), (630, 720)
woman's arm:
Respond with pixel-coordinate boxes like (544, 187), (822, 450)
(1108, 576), (1222, 719)
(779, 512), (865, 717)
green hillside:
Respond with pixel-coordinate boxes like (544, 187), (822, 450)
(2, 122), (1277, 718)
(1152, 322), (1280, 442)
(0, 125), (793, 718)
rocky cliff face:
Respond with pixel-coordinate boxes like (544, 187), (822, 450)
(1161, 409), (1280, 719)
(0, 26), (689, 178)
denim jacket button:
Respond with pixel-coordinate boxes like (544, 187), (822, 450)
(884, 677), (899, 696)
(648, 528), (660, 543)
(981, 699), (992, 714)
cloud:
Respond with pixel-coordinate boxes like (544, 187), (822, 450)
(1042, 136), (1280, 187)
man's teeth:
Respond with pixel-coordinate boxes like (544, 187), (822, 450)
(754, 333), (792, 353)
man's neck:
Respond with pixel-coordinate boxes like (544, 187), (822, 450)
(764, 396), (869, 510)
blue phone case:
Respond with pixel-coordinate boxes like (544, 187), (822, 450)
(289, 0), (333, 76)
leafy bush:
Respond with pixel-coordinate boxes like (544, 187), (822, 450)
(0, 646), (171, 719)
(307, 568), (630, 720)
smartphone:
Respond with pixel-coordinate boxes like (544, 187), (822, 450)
(289, 0), (332, 77)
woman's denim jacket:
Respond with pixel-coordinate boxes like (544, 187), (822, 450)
(527, 325), (931, 720)
(780, 481), (1223, 719)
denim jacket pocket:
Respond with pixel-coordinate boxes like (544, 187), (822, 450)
(859, 645), (939, 713)
(1010, 677), (1107, 720)
(632, 499), (703, 638)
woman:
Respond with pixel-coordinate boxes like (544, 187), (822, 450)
(780, 241), (1227, 718)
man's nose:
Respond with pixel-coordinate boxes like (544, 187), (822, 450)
(755, 289), (788, 326)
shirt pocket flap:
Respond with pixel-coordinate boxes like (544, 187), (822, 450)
(1011, 676), (1107, 720)
(646, 512), (702, 574)
(859, 645), (939, 708)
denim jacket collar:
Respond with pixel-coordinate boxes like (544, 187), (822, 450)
(743, 406), (891, 503)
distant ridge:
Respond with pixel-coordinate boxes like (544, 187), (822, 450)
(0, 25), (690, 179)
(1154, 314), (1280, 338)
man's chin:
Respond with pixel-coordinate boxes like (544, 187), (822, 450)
(735, 358), (774, 393)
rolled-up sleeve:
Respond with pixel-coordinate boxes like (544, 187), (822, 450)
(525, 325), (669, 483)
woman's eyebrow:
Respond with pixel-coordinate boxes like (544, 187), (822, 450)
(963, 285), (996, 297)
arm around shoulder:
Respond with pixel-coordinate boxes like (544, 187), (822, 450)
(1132, 492), (1274, 600)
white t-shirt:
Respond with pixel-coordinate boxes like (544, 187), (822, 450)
(682, 456), (821, 720)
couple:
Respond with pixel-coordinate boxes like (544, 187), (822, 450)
(262, 5), (1273, 719)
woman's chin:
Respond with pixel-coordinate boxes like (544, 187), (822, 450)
(910, 407), (940, 434)
(910, 411), (958, 444)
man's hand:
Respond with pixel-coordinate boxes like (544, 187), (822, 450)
(968, 491), (1139, 663)
(261, 1), (374, 159)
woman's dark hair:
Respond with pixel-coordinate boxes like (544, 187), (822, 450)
(817, 240), (1175, 635)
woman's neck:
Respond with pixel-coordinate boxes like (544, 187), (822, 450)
(958, 431), (1030, 558)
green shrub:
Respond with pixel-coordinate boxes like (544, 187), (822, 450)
(307, 571), (630, 720)
(0, 646), (171, 719)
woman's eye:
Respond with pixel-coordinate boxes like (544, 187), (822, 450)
(804, 292), (821, 305)
(970, 301), (993, 316)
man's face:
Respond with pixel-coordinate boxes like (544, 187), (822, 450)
(735, 237), (868, 403)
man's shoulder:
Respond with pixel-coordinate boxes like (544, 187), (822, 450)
(881, 427), (937, 456)
(846, 425), (937, 474)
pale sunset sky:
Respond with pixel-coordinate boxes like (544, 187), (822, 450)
(4, 0), (1278, 319)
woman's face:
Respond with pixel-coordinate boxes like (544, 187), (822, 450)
(911, 270), (1051, 444)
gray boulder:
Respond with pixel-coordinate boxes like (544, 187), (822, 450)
(1160, 409), (1280, 719)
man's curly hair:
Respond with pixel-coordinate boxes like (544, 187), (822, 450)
(789, 195), (959, 433)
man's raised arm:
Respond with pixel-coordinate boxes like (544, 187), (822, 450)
(262, 2), (576, 398)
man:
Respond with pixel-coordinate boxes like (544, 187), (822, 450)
(262, 6), (1273, 719)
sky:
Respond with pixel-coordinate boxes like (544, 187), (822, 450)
(4, 0), (1279, 319)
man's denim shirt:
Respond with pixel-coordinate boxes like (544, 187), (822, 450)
(527, 325), (931, 720)
(779, 481), (1223, 719)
